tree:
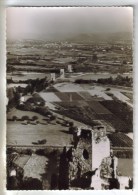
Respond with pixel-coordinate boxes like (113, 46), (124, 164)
(123, 60), (127, 64)
(58, 147), (69, 189)
(69, 121), (74, 127)
(50, 115), (56, 121)
(92, 54), (98, 63)
(32, 116), (38, 121)
(21, 115), (29, 121)
(106, 88), (111, 91)
(69, 126), (77, 134)
(22, 178), (42, 190)
(12, 116), (18, 121)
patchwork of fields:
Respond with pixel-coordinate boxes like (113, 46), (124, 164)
(108, 132), (133, 147)
(54, 99), (132, 133)
(7, 80), (133, 147)
(39, 91), (110, 102)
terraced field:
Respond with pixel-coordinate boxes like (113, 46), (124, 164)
(88, 101), (111, 114)
(108, 132), (133, 147)
(78, 91), (103, 101)
(55, 100), (132, 133)
(55, 92), (84, 101)
(100, 100), (133, 131)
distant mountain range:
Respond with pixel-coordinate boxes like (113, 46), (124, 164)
(8, 32), (132, 44)
(67, 32), (132, 43)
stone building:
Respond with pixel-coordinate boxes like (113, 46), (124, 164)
(50, 73), (56, 81)
(60, 69), (65, 79)
(68, 65), (73, 73)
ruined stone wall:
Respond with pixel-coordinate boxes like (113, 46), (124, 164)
(67, 125), (111, 189)
(68, 136), (92, 183)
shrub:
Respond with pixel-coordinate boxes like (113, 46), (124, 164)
(50, 115), (56, 121)
(69, 126), (77, 134)
(32, 116), (38, 121)
(106, 88), (111, 91)
(38, 139), (47, 144)
(21, 116), (30, 121)
(20, 149), (32, 155)
(35, 149), (45, 156)
(12, 116), (18, 121)
(69, 121), (74, 127)
(56, 120), (61, 124)
(23, 177), (42, 190)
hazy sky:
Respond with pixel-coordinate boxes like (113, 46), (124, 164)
(7, 7), (133, 40)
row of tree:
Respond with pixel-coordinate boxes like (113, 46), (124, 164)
(75, 75), (132, 87)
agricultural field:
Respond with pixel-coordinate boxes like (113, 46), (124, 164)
(39, 91), (106, 102)
(78, 91), (98, 101)
(88, 90), (112, 100)
(69, 72), (132, 81)
(39, 92), (61, 102)
(97, 114), (130, 133)
(88, 101), (112, 114)
(121, 92), (133, 103)
(100, 100), (133, 131)
(12, 65), (53, 71)
(7, 109), (74, 146)
(108, 132), (133, 147)
(55, 92), (84, 101)
(54, 101), (107, 127)
(55, 100), (132, 133)
(7, 83), (28, 88)
(7, 121), (73, 146)
(54, 82), (85, 92)
(117, 158), (133, 177)
(53, 82), (132, 105)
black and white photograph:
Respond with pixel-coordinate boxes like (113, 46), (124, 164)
(6, 7), (133, 190)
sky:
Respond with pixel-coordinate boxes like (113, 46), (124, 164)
(6, 7), (133, 40)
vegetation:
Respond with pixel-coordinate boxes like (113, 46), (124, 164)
(50, 115), (56, 121)
(21, 115), (30, 121)
(7, 88), (21, 110)
(22, 178), (42, 190)
(74, 75), (132, 87)
(12, 116), (18, 121)
(32, 116), (38, 121)
(7, 77), (49, 110)
(36, 139), (47, 145)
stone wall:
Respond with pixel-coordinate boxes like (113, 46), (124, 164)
(68, 129), (92, 188)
